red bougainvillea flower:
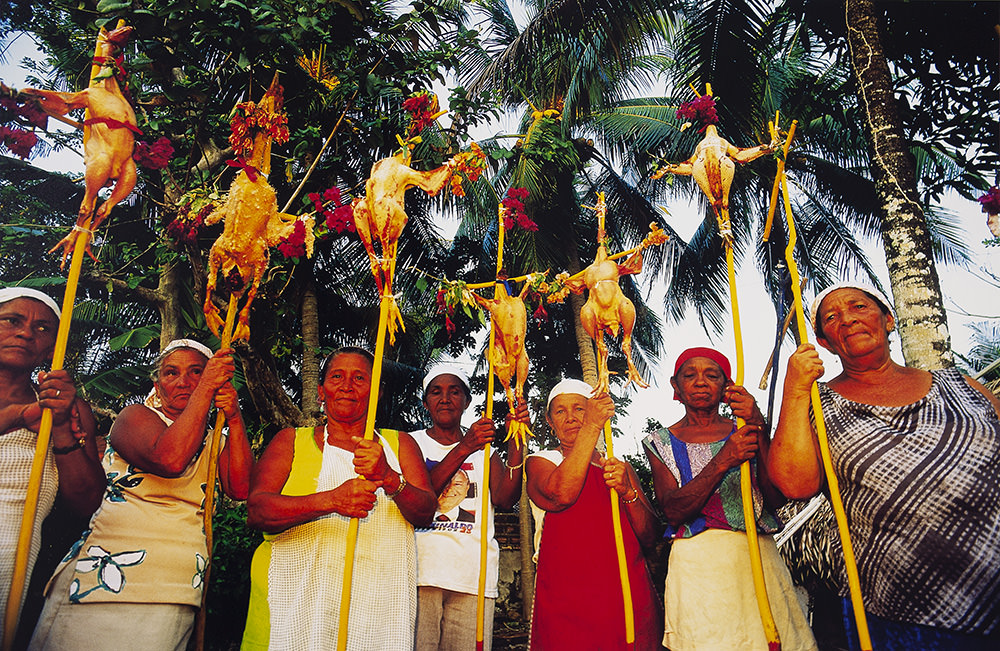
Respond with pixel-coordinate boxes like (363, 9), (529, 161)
(501, 187), (537, 231)
(0, 96), (48, 129)
(278, 220), (307, 259)
(133, 136), (174, 170)
(978, 187), (1000, 215)
(166, 202), (211, 246)
(310, 187), (355, 234)
(676, 95), (719, 132)
(402, 91), (440, 135)
(0, 126), (38, 159)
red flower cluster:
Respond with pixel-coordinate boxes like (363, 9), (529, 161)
(0, 95), (47, 129)
(502, 187), (536, 231)
(0, 126), (38, 159)
(676, 95), (719, 132)
(402, 91), (439, 135)
(978, 187), (1000, 215)
(278, 219), (308, 259)
(435, 288), (457, 335)
(309, 186), (355, 234)
(133, 136), (174, 170)
(166, 203), (211, 245)
(229, 101), (290, 159)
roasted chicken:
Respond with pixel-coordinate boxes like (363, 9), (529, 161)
(565, 194), (650, 394)
(653, 123), (777, 246)
(18, 21), (138, 267)
(203, 74), (313, 342)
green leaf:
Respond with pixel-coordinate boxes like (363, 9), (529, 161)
(96, 0), (132, 13)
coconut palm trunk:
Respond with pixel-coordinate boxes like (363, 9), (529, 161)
(845, 0), (953, 369)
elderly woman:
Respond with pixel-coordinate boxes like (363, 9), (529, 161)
(241, 347), (436, 650)
(643, 347), (816, 651)
(410, 363), (527, 651)
(28, 338), (253, 650)
(0, 288), (104, 636)
(527, 379), (660, 650)
(770, 284), (1000, 650)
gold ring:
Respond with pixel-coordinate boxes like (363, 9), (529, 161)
(55, 390), (61, 397)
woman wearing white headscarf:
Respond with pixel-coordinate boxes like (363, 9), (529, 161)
(0, 287), (104, 637)
(29, 338), (253, 651)
(772, 283), (1000, 649)
(526, 379), (661, 650)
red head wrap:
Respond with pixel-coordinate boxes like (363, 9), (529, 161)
(672, 347), (731, 400)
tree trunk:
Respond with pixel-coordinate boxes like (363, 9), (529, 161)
(301, 275), (321, 424)
(567, 254), (599, 385)
(845, 0), (953, 369)
(157, 255), (185, 347)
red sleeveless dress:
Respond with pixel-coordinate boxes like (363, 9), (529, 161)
(529, 461), (660, 650)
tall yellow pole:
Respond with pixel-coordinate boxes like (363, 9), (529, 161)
(726, 242), (781, 650)
(768, 120), (872, 651)
(193, 297), (239, 651)
(477, 206), (504, 650)
(337, 280), (393, 651)
(603, 421), (635, 647)
(2, 219), (92, 650)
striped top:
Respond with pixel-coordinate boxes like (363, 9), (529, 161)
(818, 368), (1000, 634)
(643, 425), (781, 539)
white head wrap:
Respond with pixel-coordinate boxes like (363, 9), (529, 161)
(0, 287), (61, 320)
(145, 339), (214, 409)
(809, 283), (894, 333)
(546, 378), (594, 410)
(422, 363), (471, 395)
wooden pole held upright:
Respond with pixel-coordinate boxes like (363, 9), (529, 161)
(193, 297), (239, 651)
(2, 219), (92, 650)
(767, 119), (872, 651)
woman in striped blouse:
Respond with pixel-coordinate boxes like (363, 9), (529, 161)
(771, 283), (1000, 650)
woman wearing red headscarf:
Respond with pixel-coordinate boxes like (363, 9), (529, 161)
(643, 347), (815, 651)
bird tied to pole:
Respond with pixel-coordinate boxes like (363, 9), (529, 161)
(763, 114), (872, 651)
(196, 72), (313, 651)
(653, 84), (782, 650)
(336, 97), (486, 650)
(563, 192), (666, 395)
(1, 22), (140, 650)
(558, 191), (667, 647)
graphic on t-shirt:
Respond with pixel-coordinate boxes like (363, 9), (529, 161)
(426, 461), (478, 532)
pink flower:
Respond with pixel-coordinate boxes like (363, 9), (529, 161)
(676, 95), (719, 132)
(501, 187), (537, 232)
(978, 187), (1000, 215)
(278, 220), (307, 259)
(0, 126), (38, 159)
(133, 136), (174, 169)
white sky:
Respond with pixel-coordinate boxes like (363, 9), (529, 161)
(3, 31), (998, 457)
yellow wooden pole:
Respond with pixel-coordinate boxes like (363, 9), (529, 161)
(768, 120), (872, 651)
(603, 421), (635, 647)
(2, 218), (91, 650)
(725, 242), (781, 650)
(192, 297), (239, 651)
(337, 281), (393, 651)
(477, 206), (504, 650)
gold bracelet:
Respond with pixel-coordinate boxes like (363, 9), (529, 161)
(622, 488), (639, 504)
(504, 458), (524, 471)
(386, 473), (407, 499)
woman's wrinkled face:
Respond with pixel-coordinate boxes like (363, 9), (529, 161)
(423, 374), (470, 430)
(816, 288), (893, 358)
(319, 352), (373, 425)
(671, 357), (727, 410)
(155, 348), (209, 418)
(546, 393), (588, 446)
(0, 298), (58, 372)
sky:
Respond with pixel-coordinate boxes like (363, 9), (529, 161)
(3, 30), (999, 457)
